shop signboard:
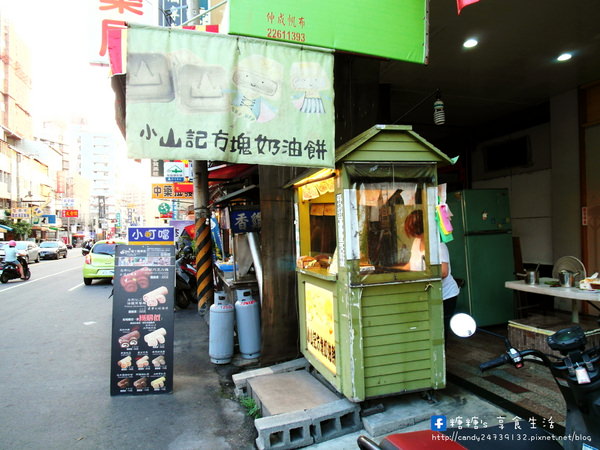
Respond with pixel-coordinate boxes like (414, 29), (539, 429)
(152, 183), (193, 200)
(110, 245), (175, 395)
(228, 0), (428, 64)
(165, 161), (185, 182)
(62, 210), (79, 218)
(128, 227), (175, 245)
(89, 0), (158, 66)
(174, 183), (193, 193)
(170, 220), (194, 241)
(230, 206), (261, 234)
(32, 215), (57, 225)
(125, 24), (335, 168)
(158, 0), (210, 27)
(151, 159), (164, 177)
(305, 282), (336, 374)
(11, 207), (30, 219)
(158, 202), (171, 216)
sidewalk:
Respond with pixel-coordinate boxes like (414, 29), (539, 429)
(233, 357), (521, 449)
(0, 296), (257, 450)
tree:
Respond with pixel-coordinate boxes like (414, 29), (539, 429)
(10, 221), (32, 240)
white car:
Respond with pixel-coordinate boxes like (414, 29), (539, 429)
(0, 241), (41, 264)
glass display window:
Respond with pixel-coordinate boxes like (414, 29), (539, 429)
(347, 163), (438, 278)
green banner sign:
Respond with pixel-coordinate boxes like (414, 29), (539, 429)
(126, 25), (335, 168)
(229, 0), (428, 64)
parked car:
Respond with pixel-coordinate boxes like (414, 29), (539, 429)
(0, 241), (40, 264)
(39, 241), (68, 259)
(82, 239), (127, 285)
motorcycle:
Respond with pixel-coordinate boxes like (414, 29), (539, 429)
(175, 252), (198, 310)
(0, 255), (31, 283)
(357, 313), (600, 450)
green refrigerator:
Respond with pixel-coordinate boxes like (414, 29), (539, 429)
(446, 189), (515, 326)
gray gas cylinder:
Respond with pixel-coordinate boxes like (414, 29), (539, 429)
(234, 289), (261, 359)
(209, 297), (234, 364)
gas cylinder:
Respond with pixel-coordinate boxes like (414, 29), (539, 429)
(209, 300), (235, 364)
(214, 290), (228, 306)
(234, 289), (261, 359)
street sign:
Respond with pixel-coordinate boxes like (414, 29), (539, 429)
(128, 227), (175, 245)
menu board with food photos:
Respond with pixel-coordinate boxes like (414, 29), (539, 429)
(110, 245), (175, 396)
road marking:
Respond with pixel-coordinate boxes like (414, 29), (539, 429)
(68, 283), (83, 291)
(0, 266), (80, 293)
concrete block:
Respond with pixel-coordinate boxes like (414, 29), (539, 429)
(361, 394), (438, 437)
(248, 370), (339, 417)
(232, 358), (309, 398)
(308, 399), (361, 443)
(255, 410), (313, 450)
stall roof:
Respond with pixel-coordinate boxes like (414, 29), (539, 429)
(283, 124), (456, 188)
(0, 224), (13, 231)
(335, 124), (456, 164)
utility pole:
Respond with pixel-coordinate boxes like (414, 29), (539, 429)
(187, 0), (214, 311)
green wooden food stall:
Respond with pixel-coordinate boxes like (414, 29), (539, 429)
(288, 125), (455, 401)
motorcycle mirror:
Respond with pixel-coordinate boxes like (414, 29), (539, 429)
(450, 313), (477, 338)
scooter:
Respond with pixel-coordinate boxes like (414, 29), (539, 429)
(357, 313), (600, 450)
(175, 253), (198, 310)
(0, 255), (31, 283)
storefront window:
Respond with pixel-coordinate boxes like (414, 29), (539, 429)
(296, 176), (336, 273)
(347, 163), (436, 275)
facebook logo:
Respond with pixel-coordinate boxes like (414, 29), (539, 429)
(431, 415), (447, 431)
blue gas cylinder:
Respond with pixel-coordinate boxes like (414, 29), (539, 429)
(234, 290), (261, 359)
(209, 299), (235, 364)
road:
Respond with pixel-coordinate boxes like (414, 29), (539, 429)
(0, 251), (255, 449)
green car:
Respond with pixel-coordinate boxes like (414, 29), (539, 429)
(82, 239), (127, 285)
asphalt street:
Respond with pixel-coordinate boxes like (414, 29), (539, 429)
(0, 252), (256, 449)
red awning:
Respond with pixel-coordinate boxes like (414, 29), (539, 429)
(208, 164), (256, 182)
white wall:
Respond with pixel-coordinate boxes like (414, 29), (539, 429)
(470, 89), (581, 268)
(473, 170), (553, 264)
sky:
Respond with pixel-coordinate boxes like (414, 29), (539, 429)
(0, 0), (121, 130)
(0, 0), (155, 189)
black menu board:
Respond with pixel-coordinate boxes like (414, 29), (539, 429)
(110, 245), (175, 396)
